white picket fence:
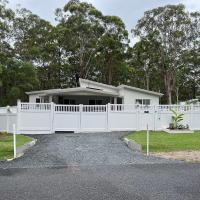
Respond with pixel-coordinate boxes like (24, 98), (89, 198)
(1, 102), (200, 134)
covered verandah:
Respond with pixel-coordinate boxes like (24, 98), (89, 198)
(38, 87), (123, 105)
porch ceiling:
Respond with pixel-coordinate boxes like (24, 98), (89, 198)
(39, 87), (119, 97)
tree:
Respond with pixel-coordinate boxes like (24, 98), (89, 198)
(129, 38), (160, 90)
(96, 15), (129, 85)
(133, 4), (191, 104)
(0, 59), (38, 106)
(13, 8), (61, 89)
(55, 0), (129, 86)
(182, 12), (200, 99)
(55, 0), (105, 83)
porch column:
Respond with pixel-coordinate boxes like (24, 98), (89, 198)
(114, 97), (117, 104)
(49, 95), (53, 103)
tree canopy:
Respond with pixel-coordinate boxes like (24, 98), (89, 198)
(0, 0), (199, 106)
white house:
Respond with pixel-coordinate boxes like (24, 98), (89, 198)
(26, 79), (163, 105)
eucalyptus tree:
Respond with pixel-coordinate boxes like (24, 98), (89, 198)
(55, 0), (129, 85)
(0, 0), (15, 103)
(13, 8), (61, 89)
(129, 38), (160, 90)
(97, 15), (129, 85)
(0, 59), (38, 106)
(133, 4), (191, 104)
(55, 0), (105, 83)
(182, 11), (200, 98)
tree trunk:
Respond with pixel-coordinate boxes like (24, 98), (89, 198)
(192, 80), (197, 99)
(145, 72), (150, 90)
(105, 56), (113, 85)
(164, 72), (175, 105)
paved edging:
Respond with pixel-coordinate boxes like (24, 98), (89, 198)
(16, 138), (37, 156)
(124, 138), (142, 152)
(6, 138), (36, 161)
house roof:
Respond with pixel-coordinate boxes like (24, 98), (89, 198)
(26, 79), (163, 97)
(117, 85), (163, 96)
(80, 79), (163, 96)
(26, 87), (119, 97)
(79, 78), (117, 90)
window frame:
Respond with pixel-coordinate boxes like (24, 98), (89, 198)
(88, 99), (103, 105)
(135, 99), (151, 105)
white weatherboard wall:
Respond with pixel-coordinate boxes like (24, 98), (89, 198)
(1, 103), (200, 134)
(120, 88), (160, 105)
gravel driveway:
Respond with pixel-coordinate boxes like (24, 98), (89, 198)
(0, 132), (177, 168)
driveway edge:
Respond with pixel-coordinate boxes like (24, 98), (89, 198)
(124, 138), (142, 152)
(17, 138), (37, 156)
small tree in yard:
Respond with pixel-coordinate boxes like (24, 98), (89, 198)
(170, 109), (184, 129)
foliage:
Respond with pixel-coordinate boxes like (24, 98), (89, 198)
(170, 109), (184, 129)
(133, 4), (192, 104)
(0, 1), (199, 105)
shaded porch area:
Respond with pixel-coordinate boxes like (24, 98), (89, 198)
(38, 87), (123, 105)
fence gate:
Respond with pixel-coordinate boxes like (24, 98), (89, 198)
(54, 104), (108, 132)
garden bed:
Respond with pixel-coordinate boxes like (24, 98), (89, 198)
(164, 129), (194, 134)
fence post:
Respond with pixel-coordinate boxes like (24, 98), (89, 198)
(6, 106), (9, 133)
(50, 102), (55, 133)
(154, 106), (157, 131)
(190, 105), (193, 130)
(136, 106), (140, 131)
(146, 124), (149, 156)
(79, 104), (83, 133)
(13, 124), (17, 158)
(16, 99), (21, 134)
(107, 103), (111, 132)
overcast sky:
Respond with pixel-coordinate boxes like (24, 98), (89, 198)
(8, 0), (200, 44)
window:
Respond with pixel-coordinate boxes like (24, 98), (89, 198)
(135, 99), (142, 105)
(58, 96), (76, 104)
(135, 99), (151, 105)
(36, 98), (40, 103)
(143, 99), (150, 105)
(117, 98), (123, 104)
(89, 99), (103, 105)
(64, 99), (76, 105)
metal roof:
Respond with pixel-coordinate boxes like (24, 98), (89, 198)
(26, 79), (163, 97)
(26, 87), (119, 97)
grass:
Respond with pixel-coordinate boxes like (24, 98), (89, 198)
(0, 132), (33, 160)
(126, 131), (200, 152)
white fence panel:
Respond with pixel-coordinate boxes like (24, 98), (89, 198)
(81, 105), (107, 132)
(0, 114), (7, 132)
(138, 106), (155, 130)
(190, 112), (200, 130)
(110, 112), (137, 131)
(110, 104), (137, 131)
(54, 105), (80, 132)
(7, 114), (17, 133)
(1, 103), (200, 134)
(0, 107), (8, 114)
(19, 103), (52, 134)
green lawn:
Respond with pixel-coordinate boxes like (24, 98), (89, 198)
(126, 131), (200, 152)
(0, 132), (33, 160)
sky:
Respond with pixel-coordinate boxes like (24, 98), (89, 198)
(8, 0), (200, 45)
